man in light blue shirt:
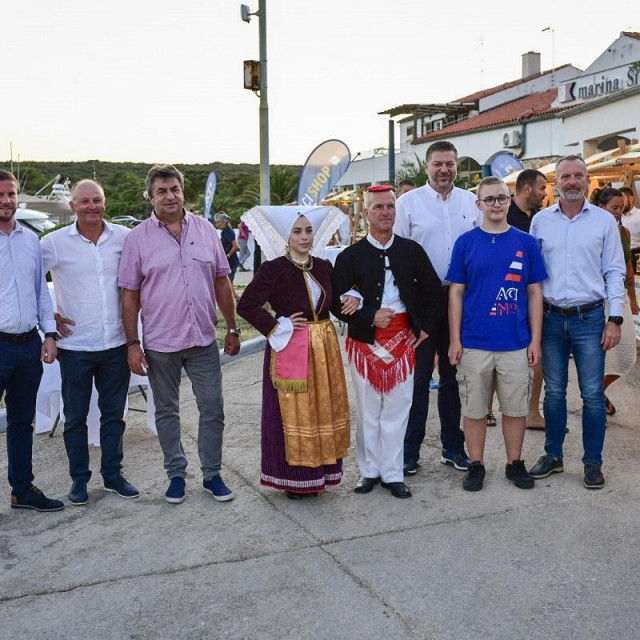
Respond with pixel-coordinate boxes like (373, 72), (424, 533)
(0, 169), (63, 512)
(529, 155), (625, 489)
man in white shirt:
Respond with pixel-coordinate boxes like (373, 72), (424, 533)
(41, 180), (139, 506)
(529, 156), (625, 489)
(395, 141), (481, 475)
(1, 169), (62, 513)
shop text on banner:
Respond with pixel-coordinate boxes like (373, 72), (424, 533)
(297, 140), (351, 206)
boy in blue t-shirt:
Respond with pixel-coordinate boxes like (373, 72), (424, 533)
(447, 177), (547, 492)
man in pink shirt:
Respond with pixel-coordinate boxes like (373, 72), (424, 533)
(118, 165), (241, 504)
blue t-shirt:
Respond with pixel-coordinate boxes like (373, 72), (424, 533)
(446, 226), (547, 351)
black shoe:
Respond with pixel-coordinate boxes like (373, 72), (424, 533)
(68, 480), (89, 505)
(505, 460), (535, 489)
(529, 454), (564, 479)
(584, 463), (605, 489)
(354, 477), (380, 494)
(104, 475), (140, 499)
(462, 461), (486, 492)
(10, 486), (64, 512)
(403, 459), (419, 475)
(285, 491), (318, 500)
(381, 481), (412, 498)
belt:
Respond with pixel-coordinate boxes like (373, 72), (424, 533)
(543, 300), (604, 316)
(0, 327), (38, 344)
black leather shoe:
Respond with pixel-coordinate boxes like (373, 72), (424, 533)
(381, 481), (412, 498)
(354, 477), (380, 494)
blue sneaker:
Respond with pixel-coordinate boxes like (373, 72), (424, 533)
(104, 475), (140, 499)
(69, 480), (89, 505)
(203, 475), (234, 502)
(441, 450), (470, 471)
(403, 458), (420, 475)
(429, 377), (439, 390)
(165, 477), (186, 504)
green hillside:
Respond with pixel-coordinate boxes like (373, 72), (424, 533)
(2, 160), (302, 224)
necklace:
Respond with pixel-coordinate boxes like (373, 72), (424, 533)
(285, 250), (313, 271)
(482, 226), (509, 244)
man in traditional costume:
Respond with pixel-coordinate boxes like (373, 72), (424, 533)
(237, 206), (352, 499)
(332, 186), (441, 499)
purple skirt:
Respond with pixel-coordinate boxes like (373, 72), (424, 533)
(260, 344), (343, 494)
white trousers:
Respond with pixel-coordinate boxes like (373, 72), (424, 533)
(350, 363), (414, 483)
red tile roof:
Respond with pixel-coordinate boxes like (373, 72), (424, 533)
(413, 88), (571, 142)
(622, 31), (640, 41)
(456, 64), (573, 103)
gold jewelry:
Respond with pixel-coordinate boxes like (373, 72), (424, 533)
(285, 248), (313, 271)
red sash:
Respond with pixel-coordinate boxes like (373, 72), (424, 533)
(346, 313), (415, 393)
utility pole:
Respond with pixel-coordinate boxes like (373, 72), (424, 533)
(242, 1), (270, 271)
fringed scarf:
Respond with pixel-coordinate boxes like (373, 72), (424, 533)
(346, 313), (415, 393)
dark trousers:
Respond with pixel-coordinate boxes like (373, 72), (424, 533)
(403, 293), (465, 461)
(0, 334), (42, 494)
(58, 345), (130, 482)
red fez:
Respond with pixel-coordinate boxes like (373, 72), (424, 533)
(366, 184), (394, 192)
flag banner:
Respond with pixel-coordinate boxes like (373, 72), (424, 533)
(297, 140), (351, 206)
(204, 171), (217, 220)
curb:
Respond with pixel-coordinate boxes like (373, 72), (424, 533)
(0, 337), (266, 433)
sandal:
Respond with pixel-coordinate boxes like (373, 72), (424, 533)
(486, 412), (497, 427)
(605, 395), (616, 416)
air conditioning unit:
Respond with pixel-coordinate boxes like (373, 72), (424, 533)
(503, 130), (522, 148)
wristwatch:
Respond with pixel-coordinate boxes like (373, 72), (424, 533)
(607, 316), (624, 326)
(44, 332), (59, 341)
(227, 328), (242, 335)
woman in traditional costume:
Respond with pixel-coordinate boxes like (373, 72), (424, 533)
(237, 207), (354, 499)
(590, 188), (639, 416)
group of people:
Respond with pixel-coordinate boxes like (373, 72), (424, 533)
(0, 140), (634, 511)
(1, 165), (239, 511)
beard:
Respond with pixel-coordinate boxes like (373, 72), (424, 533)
(558, 186), (586, 202)
(0, 205), (17, 223)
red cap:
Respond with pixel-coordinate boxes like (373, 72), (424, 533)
(366, 184), (394, 192)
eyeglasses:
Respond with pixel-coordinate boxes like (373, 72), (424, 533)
(480, 195), (510, 206)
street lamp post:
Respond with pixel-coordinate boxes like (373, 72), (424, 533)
(242, 1), (269, 271)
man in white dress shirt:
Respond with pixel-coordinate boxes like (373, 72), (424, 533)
(41, 180), (139, 506)
(529, 155), (625, 489)
(0, 169), (62, 512)
(395, 141), (481, 475)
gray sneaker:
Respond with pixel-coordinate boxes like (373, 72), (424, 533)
(529, 454), (564, 479)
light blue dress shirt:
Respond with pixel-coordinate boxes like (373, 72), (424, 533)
(0, 221), (56, 334)
(530, 199), (626, 316)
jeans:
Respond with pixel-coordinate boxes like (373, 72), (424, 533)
(404, 291), (465, 461)
(541, 305), (606, 465)
(58, 345), (130, 482)
(145, 342), (225, 480)
(0, 334), (42, 494)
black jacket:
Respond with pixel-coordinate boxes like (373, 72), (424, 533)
(331, 234), (442, 344)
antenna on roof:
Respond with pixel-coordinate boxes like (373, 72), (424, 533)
(542, 27), (556, 87)
(479, 38), (484, 90)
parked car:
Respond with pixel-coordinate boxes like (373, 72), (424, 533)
(111, 215), (142, 227)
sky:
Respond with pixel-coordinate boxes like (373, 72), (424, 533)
(3, 0), (639, 167)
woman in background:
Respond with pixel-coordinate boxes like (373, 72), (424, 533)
(590, 187), (639, 416)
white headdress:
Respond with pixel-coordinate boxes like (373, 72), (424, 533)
(240, 205), (347, 261)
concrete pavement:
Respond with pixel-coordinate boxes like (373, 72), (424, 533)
(1, 335), (640, 639)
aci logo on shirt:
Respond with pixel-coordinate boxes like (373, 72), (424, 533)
(490, 249), (524, 316)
